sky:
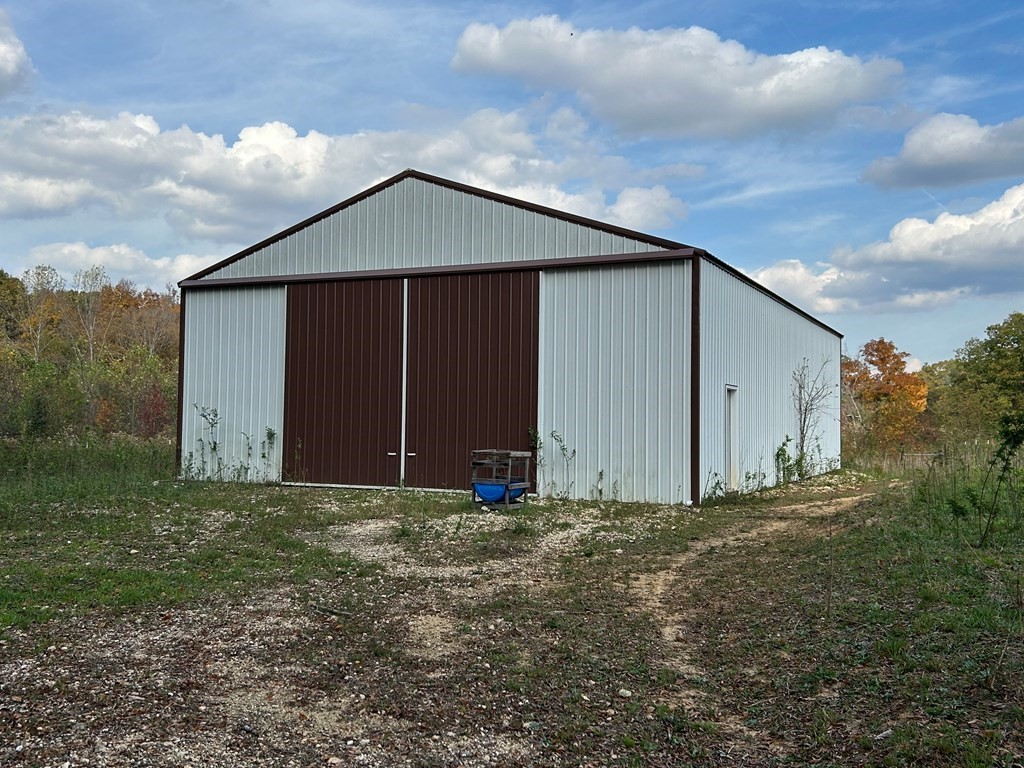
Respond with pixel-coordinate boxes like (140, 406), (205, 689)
(0, 0), (1022, 366)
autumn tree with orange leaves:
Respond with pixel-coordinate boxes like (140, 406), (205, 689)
(842, 338), (929, 458)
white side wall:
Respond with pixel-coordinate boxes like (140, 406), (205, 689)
(537, 261), (692, 503)
(180, 286), (287, 481)
(699, 261), (841, 496)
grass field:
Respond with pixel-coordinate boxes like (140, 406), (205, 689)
(0, 438), (1021, 766)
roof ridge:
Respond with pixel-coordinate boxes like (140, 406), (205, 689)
(181, 168), (689, 283)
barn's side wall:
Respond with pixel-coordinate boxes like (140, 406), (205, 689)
(180, 286), (287, 481)
(698, 261), (841, 496)
(202, 177), (665, 280)
(537, 261), (692, 503)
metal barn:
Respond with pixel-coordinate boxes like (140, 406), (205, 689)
(177, 169), (841, 503)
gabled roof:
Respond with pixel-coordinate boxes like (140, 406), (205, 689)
(179, 168), (840, 339)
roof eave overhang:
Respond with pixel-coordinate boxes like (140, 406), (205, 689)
(179, 248), (700, 289)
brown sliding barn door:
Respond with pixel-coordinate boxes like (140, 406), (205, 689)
(405, 271), (539, 489)
(283, 280), (403, 485)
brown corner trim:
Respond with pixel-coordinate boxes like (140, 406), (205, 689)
(174, 288), (187, 476)
(690, 254), (702, 505)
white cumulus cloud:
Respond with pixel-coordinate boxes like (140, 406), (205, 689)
(0, 173), (102, 216)
(833, 184), (1024, 272)
(748, 259), (856, 314)
(27, 242), (215, 289)
(751, 183), (1024, 313)
(0, 11), (32, 99)
(606, 186), (687, 230)
(452, 16), (902, 138)
(865, 113), (1024, 187)
(0, 108), (688, 242)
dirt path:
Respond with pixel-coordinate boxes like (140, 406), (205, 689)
(2, 488), (875, 767)
(631, 494), (870, 756)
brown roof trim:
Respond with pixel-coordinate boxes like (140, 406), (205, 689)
(181, 168), (841, 339)
(180, 249), (698, 288)
(182, 168), (690, 283)
(405, 169), (689, 250)
(699, 251), (843, 339)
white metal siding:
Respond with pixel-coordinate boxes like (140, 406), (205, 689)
(203, 177), (664, 280)
(538, 261), (692, 503)
(180, 286), (287, 481)
(699, 262), (841, 495)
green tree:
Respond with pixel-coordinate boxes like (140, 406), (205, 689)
(0, 269), (26, 341)
(0, 337), (25, 434)
(918, 359), (989, 446)
(955, 312), (1024, 432)
(19, 265), (65, 363)
(67, 265), (112, 365)
(0, 261), (181, 438)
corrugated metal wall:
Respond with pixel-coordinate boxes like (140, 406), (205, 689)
(284, 280), (404, 485)
(177, 173), (844, 501)
(279, 273), (538, 489)
(180, 286), (287, 481)
(699, 261), (841, 495)
(405, 272), (539, 489)
(202, 177), (664, 280)
(538, 261), (692, 503)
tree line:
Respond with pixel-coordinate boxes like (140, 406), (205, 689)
(0, 265), (179, 438)
(841, 311), (1024, 465)
(1, 260), (1020, 466)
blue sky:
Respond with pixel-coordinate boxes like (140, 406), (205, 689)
(1, 0), (1022, 365)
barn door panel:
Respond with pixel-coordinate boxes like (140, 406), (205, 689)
(283, 280), (403, 485)
(404, 272), (539, 489)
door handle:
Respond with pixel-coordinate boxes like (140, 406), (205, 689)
(387, 452), (398, 456)
(406, 452), (417, 457)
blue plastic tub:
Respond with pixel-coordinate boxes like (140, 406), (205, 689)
(473, 481), (526, 503)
